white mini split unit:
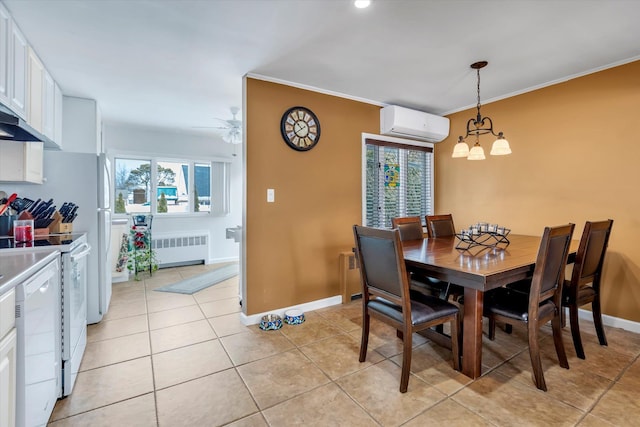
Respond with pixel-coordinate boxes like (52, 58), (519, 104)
(380, 105), (450, 143)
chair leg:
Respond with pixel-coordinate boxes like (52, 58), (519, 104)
(568, 304), (585, 359)
(527, 324), (547, 391)
(450, 316), (460, 371)
(551, 314), (569, 369)
(504, 323), (512, 334)
(488, 317), (496, 341)
(359, 311), (370, 363)
(399, 327), (413, 393)
(592, 296), (608, 346)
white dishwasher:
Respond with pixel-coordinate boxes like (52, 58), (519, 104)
(15, 258), (60, 427)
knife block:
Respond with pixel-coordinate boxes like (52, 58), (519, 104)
(50, 211), (73, 234)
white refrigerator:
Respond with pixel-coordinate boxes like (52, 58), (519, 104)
(9, 150), (113, 324)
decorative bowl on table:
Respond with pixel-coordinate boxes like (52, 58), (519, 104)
(284, 309), (305, 325)
(259, 314), (283, 331)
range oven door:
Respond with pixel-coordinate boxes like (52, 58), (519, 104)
(61, 242), (91, 396)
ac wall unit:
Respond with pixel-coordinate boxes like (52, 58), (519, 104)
(380, 105), (450, 142)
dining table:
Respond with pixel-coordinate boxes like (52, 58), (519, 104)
(402, 234), (578, 379)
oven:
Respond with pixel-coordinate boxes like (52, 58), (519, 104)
(61, 238), (90, 395)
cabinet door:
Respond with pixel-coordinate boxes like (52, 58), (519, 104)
(0, 328), (17, 427)
(54, 82), (62, 148)
(42, 70), (54, 139)
(9, 23), (26, 119)
(27, 47), (43, 133)
(0, 3), (10, 106)
(0, 140), (43, 183)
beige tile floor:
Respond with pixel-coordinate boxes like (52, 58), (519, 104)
(48, 264), (640, 426)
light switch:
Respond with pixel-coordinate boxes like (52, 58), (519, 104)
(267, 188), (275, 203)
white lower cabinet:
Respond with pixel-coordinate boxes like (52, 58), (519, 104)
(0, 288), (17, 427)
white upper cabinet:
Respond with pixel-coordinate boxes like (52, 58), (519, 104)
(54, 81), (62, 148)
(27, 46), (43, 133)
(0, 4), (63, 149)
(0, 3), (10, 107)
(9, 19), (26, 120)
(42, 68), (54, 139)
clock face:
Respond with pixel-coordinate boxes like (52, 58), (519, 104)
(280, 106), (321, 151)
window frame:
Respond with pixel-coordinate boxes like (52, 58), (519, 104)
(360, 132), (435, 228)
(111, 152), (231, 218)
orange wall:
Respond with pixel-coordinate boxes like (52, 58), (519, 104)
(246, 60), (640, 323)
(245, 78), (379, 314)
(436, 60), (640, 322)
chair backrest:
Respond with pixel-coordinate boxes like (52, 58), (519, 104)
(569, 219), (614, 291)
(353, 225), (410, 308)
(391, 216), (424, 241)
(425, 214), (456, 238)
(528, 224), (575, 314)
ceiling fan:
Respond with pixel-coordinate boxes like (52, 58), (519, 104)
(195, 106), (242, 144)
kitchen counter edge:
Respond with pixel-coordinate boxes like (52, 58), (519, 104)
(0, 250), (60, 295)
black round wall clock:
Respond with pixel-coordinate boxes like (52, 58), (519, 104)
(280, 106), (321, 151)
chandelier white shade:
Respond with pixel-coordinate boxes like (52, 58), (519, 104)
(453, 61), (512, 160)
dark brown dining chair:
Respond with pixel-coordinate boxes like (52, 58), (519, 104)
(484, 223), (575, 391)
(391, 216), (425, 241)
(424, 214), (464, 301)
(425, 214), (456, 238)
(353, 225), (460, 393)
(391, 216), (449, 300)
(563, 219), (613, 359)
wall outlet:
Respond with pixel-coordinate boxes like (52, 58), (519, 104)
(267, 188), (275, 203)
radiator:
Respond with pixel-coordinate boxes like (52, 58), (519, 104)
(339, 251), (361, 303)
(152, 232), (209, 268)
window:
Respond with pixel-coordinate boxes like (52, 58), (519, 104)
(113, 157), (229, 215)
(364, 137), (433, 228)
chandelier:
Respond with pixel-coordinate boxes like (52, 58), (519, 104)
(452, 61), (511, 160)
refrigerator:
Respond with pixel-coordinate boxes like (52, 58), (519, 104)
(9, 150), (113, 324)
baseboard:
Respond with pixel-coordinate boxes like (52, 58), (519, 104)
(240, 295), (343, 326)
(577, 308), (640, 334)
(208, 257), (240, 265)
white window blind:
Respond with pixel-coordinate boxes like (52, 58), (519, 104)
(365, 138), (433, 228)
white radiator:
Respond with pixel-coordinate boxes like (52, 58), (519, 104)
(152, 231), (209, 268)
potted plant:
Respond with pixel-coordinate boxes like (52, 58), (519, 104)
(127, 222), (158, 280)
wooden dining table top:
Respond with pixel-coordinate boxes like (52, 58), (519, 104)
(402, 234), (579, 291)
(401, 233), (578, 379)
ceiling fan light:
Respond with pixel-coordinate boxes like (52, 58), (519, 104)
(452, 140), (470, 158)
(467, 144), (486, 160)
(490, 136), (512, 155)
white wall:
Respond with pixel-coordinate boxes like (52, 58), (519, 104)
(103, 122), (242, 263)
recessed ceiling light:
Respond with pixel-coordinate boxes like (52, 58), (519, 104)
(354, 0), (371, 9)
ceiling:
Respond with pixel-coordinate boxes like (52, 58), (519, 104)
(4, 0), (640, 140)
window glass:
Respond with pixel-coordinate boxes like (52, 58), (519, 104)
(114, 158), (151, 214)
(113, 157), (229, 216)
(365, 139), (433, 228)
(156, 161), (188, 214)
(194, 163), (211, 213)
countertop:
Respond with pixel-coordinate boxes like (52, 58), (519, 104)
(0, 250), (60, 295)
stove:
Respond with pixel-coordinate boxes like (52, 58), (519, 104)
(0, 232), (90, 398)
(0, 233), (87, 252)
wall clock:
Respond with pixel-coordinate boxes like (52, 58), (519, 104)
(280, 106), (321, 151)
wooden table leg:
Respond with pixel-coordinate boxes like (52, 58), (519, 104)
(462, 287), (483, 378)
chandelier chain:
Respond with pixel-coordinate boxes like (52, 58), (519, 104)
(476, 67), (482, 118)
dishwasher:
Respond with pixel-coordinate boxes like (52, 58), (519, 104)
(15, 257), (61, 427)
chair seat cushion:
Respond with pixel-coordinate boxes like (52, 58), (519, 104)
(562, 282), (597, 304)
(368, 291), (458, 326)
(484, 287), (556, 322)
